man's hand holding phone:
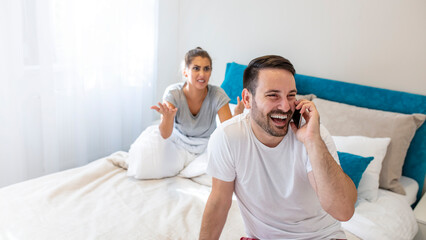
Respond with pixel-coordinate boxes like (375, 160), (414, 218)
(291, 108), (302, 129)
(290, 99), (321, 144)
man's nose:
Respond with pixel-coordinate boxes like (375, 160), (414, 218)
(279, 99), (291, 112)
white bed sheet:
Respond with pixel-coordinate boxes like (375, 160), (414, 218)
(0, 152), (418, 240)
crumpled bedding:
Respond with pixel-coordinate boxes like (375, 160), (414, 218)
(341, 189), (418, 240)
(0, 152), (417, 240)
(0, 152), (244, 240)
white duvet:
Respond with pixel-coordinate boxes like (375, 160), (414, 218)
(0, 152), (418, 240)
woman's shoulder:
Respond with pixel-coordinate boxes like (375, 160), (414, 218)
(163, 82), (185, 103)
(208, 84), (221, 91)
(165, 82), (184, 92)
(207, 85), (230, 108)
(208, 84), (227, 96)
(164, 82), (185, 96)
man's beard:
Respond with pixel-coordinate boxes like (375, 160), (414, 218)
(251, 99), (291, 137)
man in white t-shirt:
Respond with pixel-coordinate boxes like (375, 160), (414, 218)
(199, 55), (357, 240)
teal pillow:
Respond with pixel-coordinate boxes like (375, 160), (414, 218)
(221, 62), (246, 104)
(337, 151), (374, 189)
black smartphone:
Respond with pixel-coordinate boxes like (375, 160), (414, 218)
(292, 108), (302, 128)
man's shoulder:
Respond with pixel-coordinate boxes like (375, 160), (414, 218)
(215, 112), (250, 139)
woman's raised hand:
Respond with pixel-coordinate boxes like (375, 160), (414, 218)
(233, 96), (245, 116)
(151, 102), (178, 120)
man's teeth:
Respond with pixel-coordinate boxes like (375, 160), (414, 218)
(271, 114), (287, 119)
(197, 80), (205, 83)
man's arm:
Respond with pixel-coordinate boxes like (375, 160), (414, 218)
(291, 99), (357, 221)
(306, 139), (357, 221)
(199, 178), (235, 240)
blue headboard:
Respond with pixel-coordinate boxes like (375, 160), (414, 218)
(221, 62), (426, 202)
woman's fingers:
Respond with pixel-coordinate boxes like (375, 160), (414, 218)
(159, 102), (168, 111)
(150, 105), (160, 112)
(151, 102), (166, 114)
(151, 102), (177, 117)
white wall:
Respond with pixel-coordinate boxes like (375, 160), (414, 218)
(158, 0), (426, 99)
(156, 0), (180, 103)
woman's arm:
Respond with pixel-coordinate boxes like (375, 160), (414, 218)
(217, 104), (232, 123)
(150, 101), (177, 139)
(217, 97), (245, 123)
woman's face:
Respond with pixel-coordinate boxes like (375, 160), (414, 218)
(184, 56), (212, 90)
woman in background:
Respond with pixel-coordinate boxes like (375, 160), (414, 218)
(127, 47), (244, 179)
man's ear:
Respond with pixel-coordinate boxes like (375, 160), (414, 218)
(242, 88), (252, 109)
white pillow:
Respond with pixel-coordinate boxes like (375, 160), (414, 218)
(191, 174), (213, 187)
(332, 136), (391, 202)
(179, 152), (208, 178)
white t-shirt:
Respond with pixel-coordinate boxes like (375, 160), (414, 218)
(207, 112), (346, 240)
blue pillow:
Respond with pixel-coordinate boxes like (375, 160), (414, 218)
(221, 62), (246, 104)
(337, 151), (374, 189)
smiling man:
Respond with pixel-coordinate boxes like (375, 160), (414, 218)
(199, 55), (357, 240)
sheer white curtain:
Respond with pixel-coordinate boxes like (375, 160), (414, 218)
(0, 0), (158, 187)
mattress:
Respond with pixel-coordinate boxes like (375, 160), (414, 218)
(400, 175), (419, 206)
(0, 152), (419, 240)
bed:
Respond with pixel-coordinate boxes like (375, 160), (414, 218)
(0, 62), (425, 240)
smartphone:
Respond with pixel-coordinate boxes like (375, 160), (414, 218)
(292, 108), (302, 128)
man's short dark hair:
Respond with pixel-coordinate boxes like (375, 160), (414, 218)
(243, 55), (296, 95)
